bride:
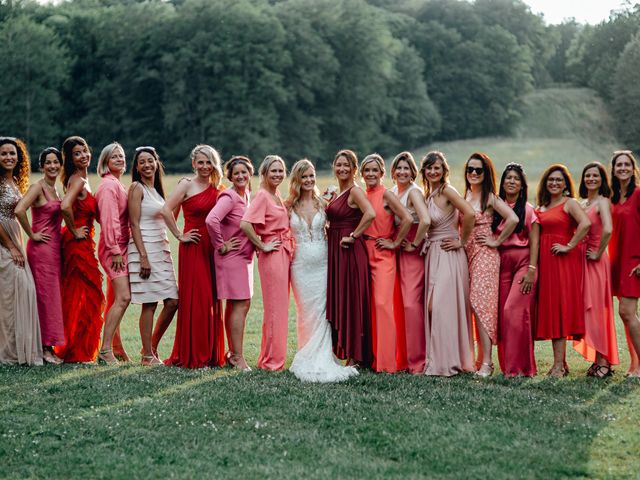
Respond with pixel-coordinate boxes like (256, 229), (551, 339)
(286, 160), (358, 382)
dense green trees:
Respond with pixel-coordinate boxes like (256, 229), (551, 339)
(0, 0), (637, 168)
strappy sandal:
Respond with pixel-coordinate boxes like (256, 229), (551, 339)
(140, 355), (163, 366)
(593, 364), (614, 378)
(586, 363), (598, 377)
(547, 366), (567, 378)
(98, 348), (119, 365)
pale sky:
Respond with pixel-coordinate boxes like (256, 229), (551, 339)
(522, 0), (631, 24)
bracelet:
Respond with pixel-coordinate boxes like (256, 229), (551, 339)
(528, 265), (536, 271)
(349, 232), (357, 240)
(566, 242), (574, 249)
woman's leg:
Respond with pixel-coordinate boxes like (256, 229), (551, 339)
(151, 298), (178, 357)
(139, 302), (158, 357)
(619, 297), (640, 375)
(226, 299), (251, 369)
(100, 276), (131, 362)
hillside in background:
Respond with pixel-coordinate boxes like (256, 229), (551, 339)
(417, 87), (619, 185)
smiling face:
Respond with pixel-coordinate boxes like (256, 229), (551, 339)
(71, 143), (91, 170)
(503, 169), (522, 199)
(546, 169), (566, 196)
(265, 160), (285, 189)
(424, 159), (445, 186)
(333, 155), (354, 182)
(613, 154), (634, 182)
(107, 145), (126, 175)
(0, 143), (18, 173)
(361, 160), (383, 188)
(583, 166), (602, 193)
(193, 152), (214, 180)
(466, 159), (485, 187)
(393, 159), (413, 186)
(136, 151), (157, 182)
(42, 153), (61, 180)
(299, 165), (316, 192)
(230, 162), (251, 190)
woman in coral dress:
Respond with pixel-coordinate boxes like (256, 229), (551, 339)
(464, 153), (518, 377)
(326, 149), (375, 368)
(56, 136), (105, 363)
(390, 152), (430, 374)
(535, 164), (590, 377)
(493, 163), (538, 377)
(0, 137), (43, 366)
(609, 150), (640, 377)
(420, 151), (476, 376)
(361, 154), (411, 373)
(96, 142), (131, 364)
(163, 145), (225, 368)
(15, 147), (65, 364)
(241, 155), (293, 371)
(206, 156), (255, 372)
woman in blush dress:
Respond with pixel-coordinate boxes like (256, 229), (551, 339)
(206, 156), (255, 372)
(326, 149), (376, 368)
(56, 136), (105, 363)
(15, 147), (65, 364)
(286, 159), (358, 382)
(95, 142), (131, 364)
(0, 137), (43, 366)
(609, 150), (640, 378)
(535, 164), (590, 377)
(492, 163), (539, 377)
(162, 145), (224, 369)
(420, 151), (476, 376)
(572, 162), (619, 377)
(390, 152), (430, 374)
(361, 153), (412, 373)
(127, 147), (178, 366)
(241, 155), (293, 371)
(464, 153), (518, 377)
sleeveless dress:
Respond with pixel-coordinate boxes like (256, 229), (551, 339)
(391, 183), (426, 374)
(165, 186), (225, 368)
(26, 183), (65, 347)
(289, 209), (358, 382)
(423, 191), (475, 376)
(610, 188), (640, 298)
(0, 180), (43, 365)
(326, 187), (373, 367)
(127, 184), (178, 304)
(573, 204), (619, 365)
(55, 191), (105, 362)
(364, 184), (407, 373)
(535, 202), (585, 340)
(464, 207), (500, 344)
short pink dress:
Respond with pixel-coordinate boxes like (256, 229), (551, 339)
(96, 173), (129, 279)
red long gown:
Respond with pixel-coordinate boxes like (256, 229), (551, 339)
(610, 188), (640, 298)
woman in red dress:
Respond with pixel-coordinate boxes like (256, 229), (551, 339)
(162, 145), (225, 368)
(535, 164), (590, 377)
(56, 136), (105, 363)
(326, 150), (375, 368)
(609, 150), (640, 378)
(572, 162), (619, 377)
(360, 154), (411, 373)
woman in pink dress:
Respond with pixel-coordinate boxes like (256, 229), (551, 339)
(492, 163), (538, 377)
(464, 153), (518, 377)
(361, 153), (412, 373)
(162, 145), (225, 369)
(241, 155), (293, 371)
(420, 151), (476, 376)
(535, 164), (590, 377)
(572, 162), (619, 377)
(206, 156), (255, 372)
(15, 147), (65, 364)
(390, 152), (430, 374)
(609, 150), (640, 378)
(95, 142), (131, 364)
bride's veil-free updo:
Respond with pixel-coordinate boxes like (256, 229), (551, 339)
(286, 159), (325, 213)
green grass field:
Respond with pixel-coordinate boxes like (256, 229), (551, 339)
(2, 88), (639, 479)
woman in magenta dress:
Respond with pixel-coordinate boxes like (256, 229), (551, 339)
(241, 155), (293, 371)
(535, 164), (590, 377)
(162, 145), (225, 369)
(206, 156), (255, 372)
(326, 149), (375, 368)
(56, 136), (105, 363)
(492, 163), (538, 377)
(390, 152), (430, 374)
(464, 153), (518, 377)
(14, 147), (65, 364)
(361, 154), (411, 373)
(420, 151), (476, 376)
(95, 142), (131, 364)
(609, 150), (640, 378)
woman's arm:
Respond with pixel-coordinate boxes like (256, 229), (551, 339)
(404, 189), (431, 252)
(377, 190), (412, 250)
(479, 194), (519, 248)
(588, 198), (613, 260)
(0, 222), (24, 267)
(61, 176), (89, 239)
(340, 187), (375, 248)
(128, 183), (151, 279)
(441, 186), (475, 251)
(239, 221), (279, 252)
(15, 182), (50, 242)
(160, 179), (200, 243)
(520, 221), (539, 294)
(97, 179), (126, 272)
(551, 199), (591, 254)
(206, 194), (240, 255)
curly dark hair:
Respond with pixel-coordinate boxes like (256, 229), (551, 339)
(0, 137), (31, 194)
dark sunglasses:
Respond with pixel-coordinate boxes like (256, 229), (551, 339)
(466, 166), (484, 175)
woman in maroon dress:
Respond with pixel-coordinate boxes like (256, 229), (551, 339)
(609, 150), (640, 378)
(326, 149), (375, 367)
(535, 164), (590, 377)
(162, 145), (225, 368)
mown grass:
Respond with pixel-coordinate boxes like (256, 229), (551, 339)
(3, 87), (639, 479)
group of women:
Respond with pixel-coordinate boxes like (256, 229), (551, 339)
(1, 134), (639, 382)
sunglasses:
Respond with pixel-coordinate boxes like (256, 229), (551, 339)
(466, 166), (484, 175)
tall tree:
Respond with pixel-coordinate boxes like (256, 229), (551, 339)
(612, 33), (640, 150)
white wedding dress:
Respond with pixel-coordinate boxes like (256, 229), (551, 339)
(289, 209), (359, 383)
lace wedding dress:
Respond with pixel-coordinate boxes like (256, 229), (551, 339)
(289, 209), (358, 382)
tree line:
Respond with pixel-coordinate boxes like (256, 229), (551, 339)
(1, 0), (638, 170)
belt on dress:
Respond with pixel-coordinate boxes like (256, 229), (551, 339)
(261, 231), (295, 258)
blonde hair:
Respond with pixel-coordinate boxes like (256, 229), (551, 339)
(286, 159), (324, 212)
(390, 151), (418, 182)
(96, 142), (125, 177)
(360, 153), (385, 178)
(191, 144), (222, 187)
(258, 155), (286, 187)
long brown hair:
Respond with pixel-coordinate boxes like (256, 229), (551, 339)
(537, 164), (575, 207)
(492, 163), (528, 234)
(610, 150), (639, 204)
(464, 152), (497, 212)
(286, 159), (324, 213)
(333, 149), (358, 178)
(0, 137), (30, 194)
(131, 146), (166, 199)
(61, 136), (90, 191)
(419, 151), (449, 198)
(579, 161), (611, 199)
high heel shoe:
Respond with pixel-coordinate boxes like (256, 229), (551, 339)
(475, 362), (494, 378)
(140, 354), (163, 366)
(43, 349), (63, 365)
(98, 348), (119, 365)
(228, 353), (251, 372)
